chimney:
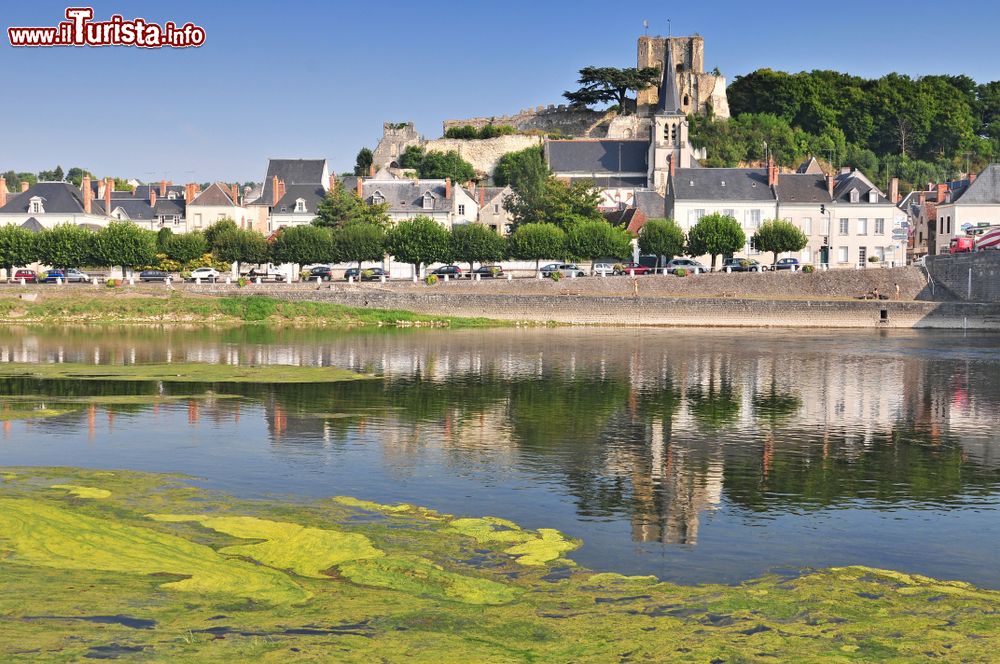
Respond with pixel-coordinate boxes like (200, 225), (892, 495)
(826, 174), (835, 198)
(150, 188), (157, 208)
(329, 175), (337, 192)
(479, 186), (485, 208)
(82, 175), (92, 214)
(669, 154), (676, 179)
(969, 172), (977, 184)
(0, 177), (6, 208)
(369, 164), (375, 177)
(356, 177), (363, 198)
(104, 177), (112, 215)
(918, 192), (926, 205)
(889, 177), (899, 205)
(275, 179), (286, 204)
(185, 182), (196, 203)
(936, 183), (948, 203)
(445, 177), (452, 199)
(230, 183), (239, 205)
(767, 159), (778, 187)
(160, 179), (167, 197)
(21, 180), (30, 193)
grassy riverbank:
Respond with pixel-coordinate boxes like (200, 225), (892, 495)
(0, 291), (502, 328)
(0, 467), (996, 662)
(0, 362), (372, 384)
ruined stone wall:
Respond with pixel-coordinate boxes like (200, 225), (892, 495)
(636, 35), (729, 118)
(443, 105), (608, 138)
(372, 122), (422, 169)
(423, 135), (543, 177)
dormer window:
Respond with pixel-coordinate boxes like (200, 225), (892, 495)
(280, 205), (287, 213)
(868, 190), (878, 203)
(422, 193), (433, 210)
(29, 196), (44, 214)
(372, 193), (384, 205)
(167, 191), (177, 200)
(294, 198), (306, 213)
(850, 189), (860, 203)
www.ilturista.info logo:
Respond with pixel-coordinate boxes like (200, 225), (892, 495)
(7, 7), (205, 48)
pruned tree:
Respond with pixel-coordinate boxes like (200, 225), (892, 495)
(164, 232), (209, 264)
(507, 223), (567, 273)
(36, 224), (95, 270)
(450, 223), (506, 274)
(686, 213), (746, 270)
(0, 225), (38, 277)
(751, 219), (808, 266)
(566, 220), (632, 270)
(385, 216), (451, 277)
(332, 223), (385, 269)
(91, 221), (157, 278)
(269, 225), (333, 266)
(638, 218), (686, 269)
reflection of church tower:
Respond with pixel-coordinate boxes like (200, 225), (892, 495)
(650, 44), (695, 193)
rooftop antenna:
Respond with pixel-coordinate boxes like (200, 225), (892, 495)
(643, 19), (649, 35)
(667, 18), (672, 37)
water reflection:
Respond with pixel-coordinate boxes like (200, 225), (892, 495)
(1, 327), (999, 584)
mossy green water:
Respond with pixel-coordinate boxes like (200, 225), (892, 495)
(50, 484), (112, 499)
(1, 467), (998, 662)
(0, 362), (372, 384)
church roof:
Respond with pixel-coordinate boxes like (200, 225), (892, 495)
(657, 43), (682, 115)
(545, 140), (648, 175)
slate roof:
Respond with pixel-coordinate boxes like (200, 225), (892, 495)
(796, 157), (825, 175)
(362, 180), (452, 213)
(671, 168), (774, 201)
(478, 187), (509, 206)
(260, 159), (327, 206)
(273, 184), (325, 215)
(110, 199), (155, 221)
(565, 175), (648, 188)
(775, 173), (831, 204)
(657, 41), (682, 115)
(604, 207), (639, 226)
(21, 217), (43, 232)
(0, 182), (104, 215)
(189, 182), (236, 207)
(153, 199), (185, 217)
(950, 164), (1000, 204)
(634, 190), (667, 218)
(545, 140), (648, 175)
(832, 170), (888, 205)
(122, 185), (186, 200)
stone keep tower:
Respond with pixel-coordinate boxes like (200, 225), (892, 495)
(636, 35), (730, 119)
(372, 122), (422, 169)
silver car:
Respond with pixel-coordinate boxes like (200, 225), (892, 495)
(64, 268), (90, 283)
(665, 258), (707, 274)
(540, 263), (586, 278)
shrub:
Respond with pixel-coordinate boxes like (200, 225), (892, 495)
(361, 269), (375, 279)
(180, 270), (192, 281)
(424, 274), (439, 285)
(613, 263), (625, 274)
(675, 268), (688, 277)
(300, 270), (312, 281)
(236, 277), (249, 288)
(549, 271), (562, 281)
(868, 255), (880, 263)
(802, 264), (816, 273)
(105, 278), (120, 288)
(739, 259), (749, 268)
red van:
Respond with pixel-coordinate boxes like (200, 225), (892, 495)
(949, 236), (974, 253)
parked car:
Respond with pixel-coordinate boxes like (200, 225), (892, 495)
(540, 263), (586, 278)
(63, 268), (90, 283)
(12, 269), (37, 283)
(246, 267), (285, 282)
(344, 267), (388, 281)
(664, 259), (707, 274)
(591, 259), (618, 276)
(139, 269), (171, 282)
(722, 257), (767, 273)
(307, 266), (335, 281)
(187, 267), (220, 282)
(473, 265), (504, 279)
(430, 265), (463, 277)
(773, 258), (801, 271)
(616, 262), (652, 276)
(42, 270), (66, 283)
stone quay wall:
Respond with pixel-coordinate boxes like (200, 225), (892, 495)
(925, 252), (1000, 303)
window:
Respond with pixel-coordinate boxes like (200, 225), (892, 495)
(857, 218), (868, 235)
(280, 205), (287, 213)
(839, 218), (849, 235)
(372, 193), (384, 205)
(802, 217), (812, 235)
(194, 213), (203, 228)
(838, 247), (849, 263)
(167, 191), (177, 200)
(494, 204), (500, 214)
(29, 197), (43, 214)
(422, 193), (433, 210)
(850, 189), (860, 203)
(748, 209), (761, 229)
(458, 204), (465, 215)
(947, 216), (952, 234)
(802, 247), (812, 263)
(868, 190), (878, 203)
(875, 218), (884, 235)
(822, 217), (831, 235)
(294, 198), (306, 213)
(723, 209), (735, 218)
(858, 246), (867, 264)
(390, 144), (398, 157)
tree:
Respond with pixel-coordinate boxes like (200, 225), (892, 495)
(0, 225), (37, 277)
(36, 224), (95, 269)
(505, 177), (602, 230)
(638, 218), (686, 268)
(507, 223), (567, 273)
(91, 221), (157, 277)
(313, 185), (390, 229)
(563, 66), (662, 113)
(493, 145), (548, 189)
(269, 225), (333, 266)
(395, 146), (476, 182)
(332, 223), (385, 269)
(385, 216), (451, 276)
(354, 148), (373, 176)
(204, 218), (238, 247)
(566, 220), (632, 270)
(398, 145), (425, 170)
(450, 223), (506, 273)
(165, 232), (209, 264)
(686, 213), (746, 270)
(213, 228), (269, 275)
(752, 219), (808, 266)
(65, 167), (93, 188)
(156, 227), (174, 253)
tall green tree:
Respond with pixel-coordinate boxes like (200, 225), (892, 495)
(65, 167), (94, 188)
(204, 218), (238, 247)
(269, 225), (333, 266)
(505, 177), (602, 230)
(638, 218), (686, 269)
(566, 220), (632, 269)
(156, 227), (174, 253)
(164, 232), (209, 264)
(563, 66), (661, 113)
(686, 213), (746, 270)
(449, 223), (506, 273)
(332, 223), (385, 269)
(36, 224), (95, 269)
(493, 145), (548, 191)
(313, 185), (390, 229)
(385, 216), (451, 276)
(507, 223), (567, 273)
(213, 228), (269, 275)
(0, 225), (37, 277)
(752, 220), (808, 266)
(354, 148), (374, 176)
(91, 221), (157, 277)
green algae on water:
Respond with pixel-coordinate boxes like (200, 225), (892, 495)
(50, 484), (112, 499)
(0, 362), (374, 384)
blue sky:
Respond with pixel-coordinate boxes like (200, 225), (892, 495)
(3, 0), (999, 182)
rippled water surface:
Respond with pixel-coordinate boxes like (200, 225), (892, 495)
(2, 326), (999, 586)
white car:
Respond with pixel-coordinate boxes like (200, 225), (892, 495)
(665, 258), (707, 274)
(188, 267), (220, 282)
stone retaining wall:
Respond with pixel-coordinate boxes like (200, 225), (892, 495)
(926, 252), (1000, 302)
